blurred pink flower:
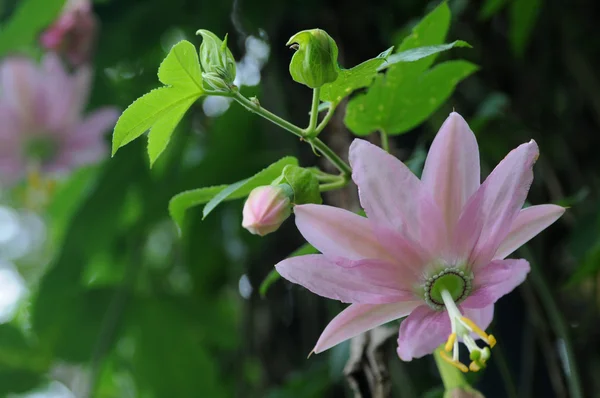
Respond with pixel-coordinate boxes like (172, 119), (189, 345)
(276, 112), (565, 372)
(40, 0), (97, 66)
(0, 53), (118, 185)
(243, 185), (292, 236)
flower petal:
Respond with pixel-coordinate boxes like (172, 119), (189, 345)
(295, 204), (394, 261)
(421, 112), (480, 232)
(462, 259), (530, 309)
(349, 139), (445, 252)
(275, 254), (416, 304)
(0, 57), (39, 121)
(397, 305), (451, 361)
(461, 140), (539, 268)
(494, 205), (565, 260)
(313, 301), (421, 354)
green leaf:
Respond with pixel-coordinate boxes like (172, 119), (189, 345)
(169, 185), (229, 233)
(479, 0), (509, 20)
(168, 157), (298, 232)
(380, 41), (471, 69)
(345, 60), (478, 135)
(158, 40), (204, 91)
(509, 0), (541, 57)
(202, 157), (298, 219)
(344, 3), (476, 136)
(112, 40), (204, 160)
(112, 88), (201, 155)
(147, 95), (197, 165)
(319, 47), (393, 104)
(259, 243), (319, 297)
(0, 0), (65, 57)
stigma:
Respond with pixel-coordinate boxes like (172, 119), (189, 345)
(438, 289), (496, 372)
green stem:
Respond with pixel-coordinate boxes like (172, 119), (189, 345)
(309, 137), (351, 177)
(232, 91), (305, 138)
(319, 176), (347, 192)
(307, 88), (321, 132)
(433, 347), (468, 391)
(232, 90), (351, 178)
(315, 103), (337, 134)
(521, 246), (584, 398)
(380, 130), (389, 152)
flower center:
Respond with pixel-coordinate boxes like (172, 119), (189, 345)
(423, 267), (472, 311)
(25, 136), (58, 164)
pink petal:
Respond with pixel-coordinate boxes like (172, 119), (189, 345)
(462, 141), (539, 268)
(421, 112), (480, 233)
(52, 107), (118, 171)
(313, 301), (421, 354)
(40, 53), (76, 130)
(294, 204), (395, 262)
(349, 139), (445, 253)
(494, 205), (565, 260)
(462, 259), (530, 309)
(275, 254), (416, 304)
(0, 57), (40, 121)
(397, 305), (450, 361)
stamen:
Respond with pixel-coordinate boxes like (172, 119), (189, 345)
(439, 349), (469, 373)
(444, 333), (456, 352)
(461, 316), (496, 348)
(439, 289), (496, 373)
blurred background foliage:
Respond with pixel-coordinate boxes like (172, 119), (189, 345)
(0, 0), (599, 397)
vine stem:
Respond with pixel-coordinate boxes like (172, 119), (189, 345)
(521, 246), (584, 398)
(307, 88), (321, 132)
(231, 90), (351, 179)
(380, 130), (389, 152)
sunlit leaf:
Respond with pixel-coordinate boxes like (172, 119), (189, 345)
(158, 40), (203, 90)
(147, 96), (197, 165)
(0, 0), (65, 57)
(319, 47), (393, 105)
(112, 40), (204, 160)
(259, 243), (319, 297)
(380, 41), (471, 69)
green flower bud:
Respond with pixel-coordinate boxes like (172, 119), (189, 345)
(274, 165), (322, 205)
(286, 29), (339, 88)
(196, 29), (236, 85)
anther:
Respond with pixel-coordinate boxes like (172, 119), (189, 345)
(460, 316), (495, 347)
(439, 350), (468, 373)
(444, 333), (456, 352)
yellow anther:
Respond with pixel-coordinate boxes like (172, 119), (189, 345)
(469, 361), (481, 372)
(460, 316), (494, 346)
(439, 349), (468, 373)
(445, 333), (456, 352)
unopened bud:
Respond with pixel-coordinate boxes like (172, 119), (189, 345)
(40, 0), (97, 66)
(196, 30), (236, 85)
(286, 29), (339, 88)
(242, 185), (293, 236)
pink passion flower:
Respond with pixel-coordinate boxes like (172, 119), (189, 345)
(0, 53), (118, 186)
(276, 112), (565, 372)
